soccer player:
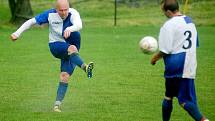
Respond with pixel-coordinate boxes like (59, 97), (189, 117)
(10, 0), (94, 112)
(151, 0), (209, 121)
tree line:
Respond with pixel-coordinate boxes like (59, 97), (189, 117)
(8, 0), (202, 24)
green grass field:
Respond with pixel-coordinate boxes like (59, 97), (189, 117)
(0, 0), (215, 121)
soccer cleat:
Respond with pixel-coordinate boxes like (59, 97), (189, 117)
(201, 117), (209, 121)
(53, 105), (61, 112)
(202, 119), (209, 121)
(86, 62), (94, 78)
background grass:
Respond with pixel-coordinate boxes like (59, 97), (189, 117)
(0, 0), (215, 121)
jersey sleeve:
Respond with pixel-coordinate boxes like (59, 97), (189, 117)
(35, 9), (55, 25)
(66, 8), (82, 32)
(12, 18), (37, 37)
(158, 26), (174, 54)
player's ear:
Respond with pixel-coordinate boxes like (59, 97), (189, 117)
(165, 10), (173, 18)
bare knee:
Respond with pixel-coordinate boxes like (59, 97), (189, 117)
(60, 72), (70, 83)
(164, 96), (172, 101)
(180, 102), (186, 108)
(68, 45), (78, 55)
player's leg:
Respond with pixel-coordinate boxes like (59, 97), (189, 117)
(49, 42), (70, 59)
(177, 78), (208, 121)
(54, 72), (69, 112)
(49, 42), (74, 112)
(54, 60), (76, 112)
(68, 45), (94, 78)
(182, 102), (209, 121)
(162, 97), (173, 121)
(162, 78), (176, 121)
(49, 42), (94, 78)
(67, 45), (84, 68)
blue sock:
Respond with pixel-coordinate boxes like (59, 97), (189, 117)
(183, 102), (203, 121)
(70, 53), (84, 68)
(162, 99), (173, 121)
(56, 82), (68, 103)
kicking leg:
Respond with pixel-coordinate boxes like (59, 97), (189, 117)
(68, 45), (84, 68)
(68, 45), (94, 78)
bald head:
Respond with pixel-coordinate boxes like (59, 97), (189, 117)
(56, 0), (69, 8)
(56, 0), (70, 19)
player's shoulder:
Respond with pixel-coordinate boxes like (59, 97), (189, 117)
(163, 15), (186, 29)
(171, 15), (194, 25)
(166, 16), (181, 24)
(37, 8), (57, 17)
(35, 8), (57, 23)
(162, 19), (175, 30)
(42, 8), (57, 14)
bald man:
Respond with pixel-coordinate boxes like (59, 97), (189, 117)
(11, 0), (94, 112)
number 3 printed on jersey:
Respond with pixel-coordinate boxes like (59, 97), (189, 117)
(183, 30), (192, 49)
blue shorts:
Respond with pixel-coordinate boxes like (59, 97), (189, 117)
(165, 78), (197, 104)
(49, 42), (79, 75)
(65, 32), (81, 50)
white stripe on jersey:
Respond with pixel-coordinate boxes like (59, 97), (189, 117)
(48, 13), (65, 43)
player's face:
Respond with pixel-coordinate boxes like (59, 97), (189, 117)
(56, 3), (69, 19)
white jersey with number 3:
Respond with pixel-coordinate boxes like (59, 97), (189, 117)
(159, 15), (198, 79)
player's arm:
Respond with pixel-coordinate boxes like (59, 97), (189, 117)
(10, 18), (37, 41)
(151, 25), (172, 65)
(151, 51), (166, 65)
(64, 9), (83, 39)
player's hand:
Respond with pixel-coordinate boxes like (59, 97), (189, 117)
(10, 34), (18, 41)
(151, 54), (158, 65)
(151, 58), (157, 65)
(150, 51), (164, 65)
(64, 29), (71, 39)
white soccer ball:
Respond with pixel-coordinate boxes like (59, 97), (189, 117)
(139, 36), (158, 54)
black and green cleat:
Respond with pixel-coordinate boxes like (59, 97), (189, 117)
(86, 62), (94, 78)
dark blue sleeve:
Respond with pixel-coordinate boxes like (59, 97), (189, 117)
(35, 9), (56, 25)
